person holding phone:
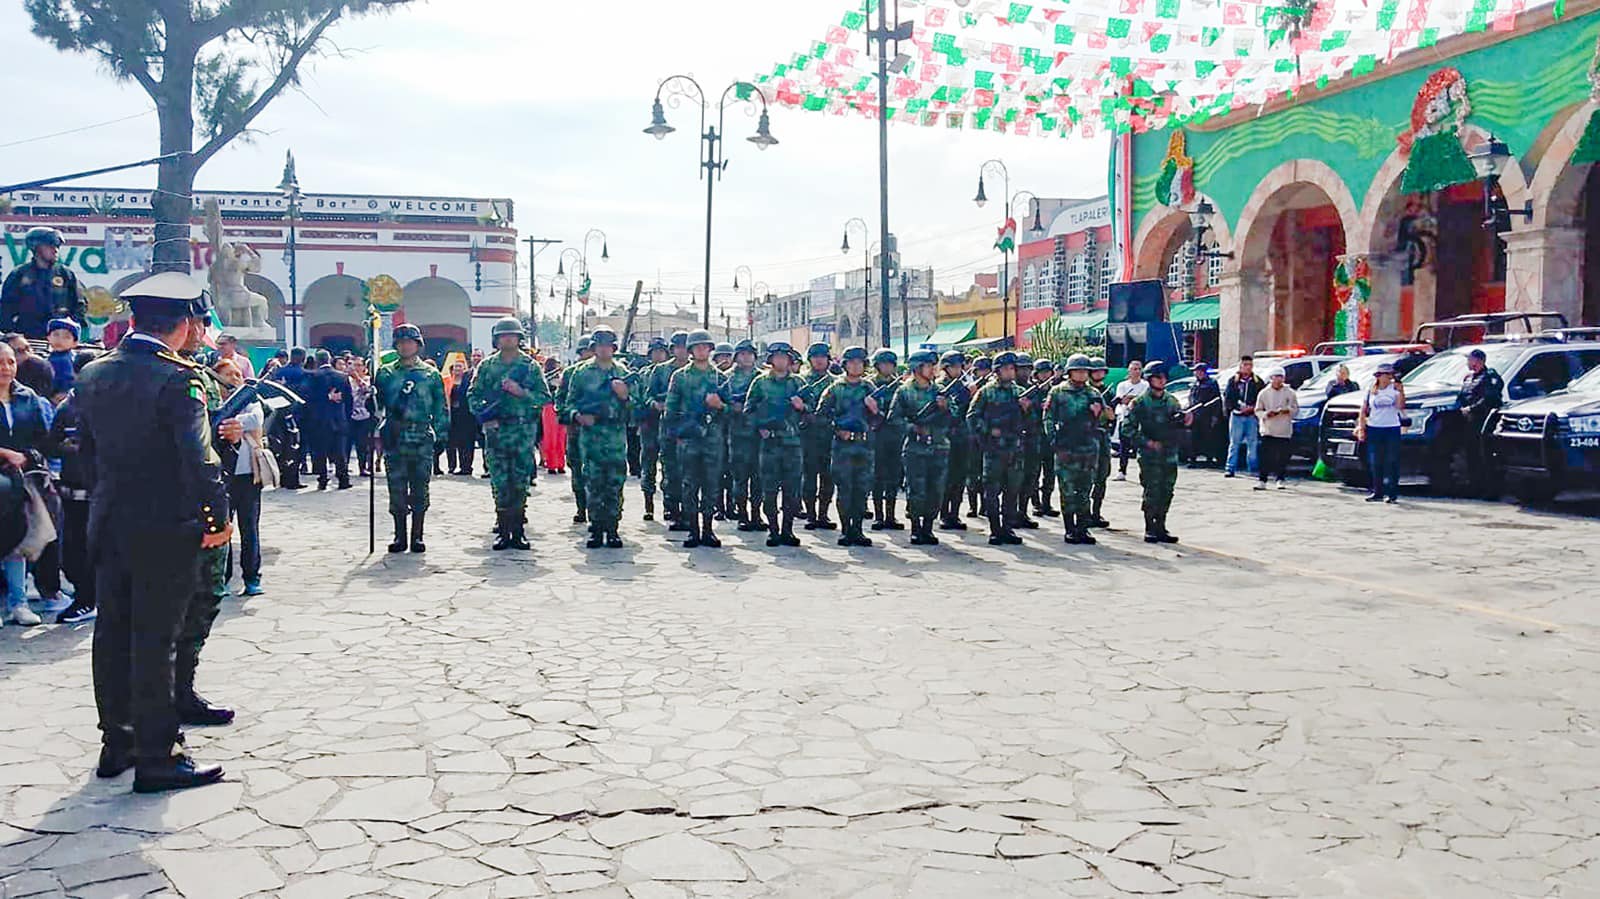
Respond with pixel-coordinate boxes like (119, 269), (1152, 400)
(1355, 362), (1405, 504)
(1254, 367), (1298, 490)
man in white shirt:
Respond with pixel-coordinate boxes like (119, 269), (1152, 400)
(215, 334), (255, 380)
(1112, 360), (1148, 481)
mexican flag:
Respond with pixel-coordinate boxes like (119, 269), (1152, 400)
(995, 217), (1017, 253)
(577, 274), (592, 305)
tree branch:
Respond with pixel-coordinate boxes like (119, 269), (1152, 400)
(191, 7), (341, 167)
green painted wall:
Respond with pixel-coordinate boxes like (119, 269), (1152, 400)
(1131, 11), (1600, 235)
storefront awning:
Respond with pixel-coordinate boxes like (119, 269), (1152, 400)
(954, 335), (1007, 350)
(1169, 298), (1221, 331)
(924, 319), (978, 347)
(1057, 310), (1107, 334)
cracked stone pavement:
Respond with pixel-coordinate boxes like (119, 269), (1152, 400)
(2, 470), (1598, 898)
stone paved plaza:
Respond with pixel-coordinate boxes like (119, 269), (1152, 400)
(2, 468), (1598, 898)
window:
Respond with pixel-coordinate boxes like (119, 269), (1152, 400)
(1205, 245), (1224, 288)
(1166, 244), (1194, 291)
(1509, 351), (1578, 400)
(1100, 251), (1115, 303)
(1066, 254), (1091, 307)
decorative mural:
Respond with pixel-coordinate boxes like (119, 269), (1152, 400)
(1153, 131), (1197, 209)
(1332, 255), (1373, 341)
(1398, 68), (1478, 196)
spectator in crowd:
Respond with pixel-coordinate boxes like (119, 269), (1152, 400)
(447, 360), (479, 475)
(0, 342), (55, 626)
(1356, 362), (1405, 504)
(1326, 363), (1361, 401)
(1223, 355), (1265, 478)
(45, 350), (98, 624)
(261, 349), (288, 380)
(214, 359), (266, 596)
(305, 349), (353, 490)
(1112, 359), (1148, 481)
(1254, 367), (1299, 490)
(5, 333), (56, 398)
(540, 357), (567, 474)
(46, 318), (81, 402)
(348, 357), (376, 478)
(215, 334), (256, 380)
(1184, 363), (1224, 466)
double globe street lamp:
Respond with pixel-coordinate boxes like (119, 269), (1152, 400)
(973, 159), (1044, 347)
(645, 75), (778, 329)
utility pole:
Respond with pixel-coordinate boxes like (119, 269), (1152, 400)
(523, 236), (560, 325)
(899, 271), (910, 358)
(869, 0), (912, 351)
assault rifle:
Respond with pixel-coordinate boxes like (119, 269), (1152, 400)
(576, 370), (622, 423)
(753, 379), (802, 437)
(670, 371), (724, 439)
(866, 379), (901, 430)
(913, 377), (966, 422)
(215, 377), (304, 423)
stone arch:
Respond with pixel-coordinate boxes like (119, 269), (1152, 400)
(402, 276), (473, 356)
(1234, 159), (1361, 258)
(302, 274), (366, 351)
(1517, 102), (1599, 324)
(1528, 102), (1596, 229)
(1132, 208), (1193, 282)
(243, 274), (286, 342)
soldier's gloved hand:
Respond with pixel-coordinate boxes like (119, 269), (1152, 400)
(612, 380), (629, 399)
(1090, 403), (1102, 417)
(501, 378), (526, 397)
(218, 418), (244, 444)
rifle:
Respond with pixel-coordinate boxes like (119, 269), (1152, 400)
(670, 371), (723, 439)
(913, 377), (966, 422)
(867, 379), (901, 430)
(576, 369), (622, 424)
(753, 378), (802, 437)
(215, 377), (305, 423)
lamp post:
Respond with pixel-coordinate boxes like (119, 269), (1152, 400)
(645, 75), (779, 329)
(557, 247), (583, 351)
(974, 160), (1023, 346)
(1183, 200), (1235, 304)
(1468, 135), (1534, 232)
(277, 150), (303, 347)
(751, 281), (770, 340)
(840, 217), (873, 351)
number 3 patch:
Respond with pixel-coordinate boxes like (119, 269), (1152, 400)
(402, 380), (415, 395)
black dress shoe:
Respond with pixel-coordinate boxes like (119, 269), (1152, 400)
(133, 755), (225, 794)
(96, 743), (135, 779)
(176, 694), (235, 727)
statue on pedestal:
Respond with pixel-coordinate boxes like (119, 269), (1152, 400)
(204, 199), (274, 335)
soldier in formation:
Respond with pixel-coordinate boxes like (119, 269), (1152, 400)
(559, 327), (632, 548)
(468, 317), (550, 550)
(723, 340), (763, 531)
(1044, 354), (1103, 545)
(634, 337), (670, 521)
(966, 351), (1027, 545)
(867, 349), (905, 531)
(1029, 358), (1061, 519)
(1123, 361), (1191, 544)
(744, 342), (806, 546)
(665, 330), (729, 548)
(936, 351), (973, 532)
(816, 346), (878, 546)
(375, 323), (448, 553)
(564, 336), (595, 522)
(887, 349), (956, 545)
(799, 343), (838, 530)
(1088, 357), (1115, 529)
(653, 331), (691, 529)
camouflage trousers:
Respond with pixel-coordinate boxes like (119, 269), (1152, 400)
(944, 430), (974, 513)
(580, 424), (628, 531)
(902, 441), (948, 520)
(484, 418), (536, 512)
(638, 419), (662, 498)
(384, 446), (433, 515)
(660, 427), (681, 512)
(873, 426), (905, 501)
(1020, 433), (1044, 504)
(1138, 454), (1179, 520)
(830, 437), (874, 525)
(1092, 436), (1112, 507)
(177, 544), (229, 692)
(1054, 449), (1097, 516)
(569, 423), (587, 512)
(728, 432), (759, 511)
(759, 436), (803, 521)
(677, 435), (725, 517)
(981, 439), (1025, 526)
(802, 429), (834, 509)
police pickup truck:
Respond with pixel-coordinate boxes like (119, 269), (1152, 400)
(1489, 362), (1600, 500)
(1319, 338), (1600, 494)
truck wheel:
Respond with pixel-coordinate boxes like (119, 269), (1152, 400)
(1430, 438), (1472, 497)
(1511, 478), (1557, 504)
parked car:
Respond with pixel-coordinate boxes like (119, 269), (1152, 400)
(1292, 350), (1433, 459)
(1321, 339), (1600, 494)
(1489, 363), (1600, 501)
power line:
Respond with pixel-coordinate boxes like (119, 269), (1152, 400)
(0, 109), (156, 150)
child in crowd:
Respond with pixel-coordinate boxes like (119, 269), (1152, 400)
(46, 318), (81, 402)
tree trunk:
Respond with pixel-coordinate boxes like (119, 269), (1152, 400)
(151, 30), (198, 274)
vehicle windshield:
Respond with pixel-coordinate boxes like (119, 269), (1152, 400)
(1401, 346), (1522, 389)
(1302, 355), (1395, 393)
(1569, 364), (1600, 393)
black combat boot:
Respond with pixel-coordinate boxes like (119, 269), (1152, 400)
(492, 511), (512, 551)
(967, 488), (981, 518)
(573, 505), (588, 524)
(388, 514), (408, 553)
(1143, 509), (1161, 544)
(700, 514), (722, 549)
(96, 738), (135, 779)
(1078, 514), (1097, 545)
(510, 513), (532, 551)
(1064, 513), (1083, 544)
(883, 497), (905, 530)
(767, 518), (784, 547)
(853, 518), (873, 547)
(682, 513), (702, 548)
(870, 497), (886, 530)
(586, 523), (605, 549)
(781, 510), (801, 546)
(670, 501), (692, 531)
(1156, 511), (1179, 544)
(643, 493), (655, 522)
(909, 516), (928, 545)
(605, 528), (624, 548)
(809, 498), (837, 531)
(409, 511), (427, 553)
(738, 500), (761, 532)
(1089, 497), (1111, 529)
(133, 753), (225, 795)
(921, 517), (940, 546)
(1039, 486), (1060, 517)
(987, 512), (1007, 546)
(175, 658), (234, 727)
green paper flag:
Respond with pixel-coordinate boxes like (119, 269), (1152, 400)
(1054, 24), (1075, 45)
(1195, 60), (1217, 78)
(1106, 17), (1131, 38)
(1156, 0), (1181, 17)
(842, 11), (865, 28)
(933, 32), (956, 53)
(1353, 54), (1377, 75)
(1008, 3), (1032, 23)
(1150, 34), (1171, 53)
(1377, 0), (1399, 29)
(975, 70), (995, 89)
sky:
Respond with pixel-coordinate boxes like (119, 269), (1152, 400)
(0, 0), (1110, 321)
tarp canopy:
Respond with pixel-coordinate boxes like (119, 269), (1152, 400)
(1057, 310), (1108, 334)
(955, 335), (1008, 350)
(1169, 297), (1221, 330)
(924, 319), (979, 346)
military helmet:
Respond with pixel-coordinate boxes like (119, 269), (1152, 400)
(940, 350), (966, 368)
(871, 349), (898, 367)
(734, 339), (757, 355)
(648, 335), (668, 349)
(972, 356), (993, 370)
(766, 340), (794, 361)
(670, 330), (689, 348)
(993, 350), (1020, 368)
(908, 349), (939, 368)
(806, 342), (831, 360)
(1015, 352), (1034, 368)
(1089, 356), (1108, 371)
(1034, 359), (1054, 373)
(713, 341), (735, 357)
(24, 227), (63, 249)
(840, 345), (869, 363)
(576, 335), (594, 352)
(684, 329), (715, 349)
(1065, 353), (1093, 372)
(1144, 360), (1171, 380)
(491, 316), (525, 339)
(590, 326), (619, 347)
(392, 323), (424, 346)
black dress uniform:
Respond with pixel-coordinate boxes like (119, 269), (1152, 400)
(76, 273), (230, 794)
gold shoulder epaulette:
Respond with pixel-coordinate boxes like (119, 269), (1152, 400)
(158, 350), (199, 369)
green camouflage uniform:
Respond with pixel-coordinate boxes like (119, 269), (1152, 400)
(468, 352), (551, 517)
(966, 381), (1026, 534)
(965, 374), (994, 504)
(1125, 389), (1184, 530)
(744, 370), (804, 529)
(665, 363), (728, 518)
(870, 372), (905, 508)
(651, 359), (689, 516)
(375, 358), (448, 516)
(177, 363), (228, 702)
(723, 364), (761, 520)
(800, 368), (837, 517)
(1092, 379), (1114, 518)
(1044, 381), (1102, 517)
(887, 379), (953, 522)
(635, 361), (665, 502)
(817, 378), (876, 531)
(560, 359), (634, 533)
(1019, 380), (1047, 511)
(938, 374), (974, 521)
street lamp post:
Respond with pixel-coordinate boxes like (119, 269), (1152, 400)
(557, 248), (583, 352)
(751, 282), (770, 340)
(645, 75), (779, 329)
(277, 150), (303, 347)
(840, 217), (871, 350)
(973, 161), (1044, 348)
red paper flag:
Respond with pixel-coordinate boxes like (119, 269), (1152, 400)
(925, 7), (947, 26)
(1223, 4), (1247, 25)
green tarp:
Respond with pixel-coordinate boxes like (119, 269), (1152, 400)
(1169, 298), (1221, 330)
(1057, 310), (1107, 334)
(924, 319), (979, 346)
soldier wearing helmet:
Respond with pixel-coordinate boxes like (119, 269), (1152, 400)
(712, 341), (735, 370)
(887, 349), (956, 545)
(632, 336), (672, 521)
(867, 348), (906, 532)
(375, 322), (448, 554)
(798, 343), (838, 531)
(1043, 353), (1103, 545)
(1, 227), (86, 339)
(723, 338), (763, 531)
(966, 350), (1026, 545)
(558, 326), (633, 548)
(816, 346), (878, 546)
(1088, 356), (1115, 528)
(566, 333), (595, 517)
(935, 350), (974, 531)
(1123, 360), (1191, 544)
(744, 341), (806, 546)
(649, 331), (693, 525)
(468, 316), (551, 550)
(665, 329), (730, 548)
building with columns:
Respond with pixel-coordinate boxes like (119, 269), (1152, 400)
(1126, 3), (1600, 365)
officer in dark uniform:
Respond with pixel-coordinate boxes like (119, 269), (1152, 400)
(77, 272), (233, 794)
(1458, 347), (1504, 495)
(0, 227), (87, 338)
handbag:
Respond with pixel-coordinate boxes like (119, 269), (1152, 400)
(16, 471), (58, 562)
(247, 434), (281, 489)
